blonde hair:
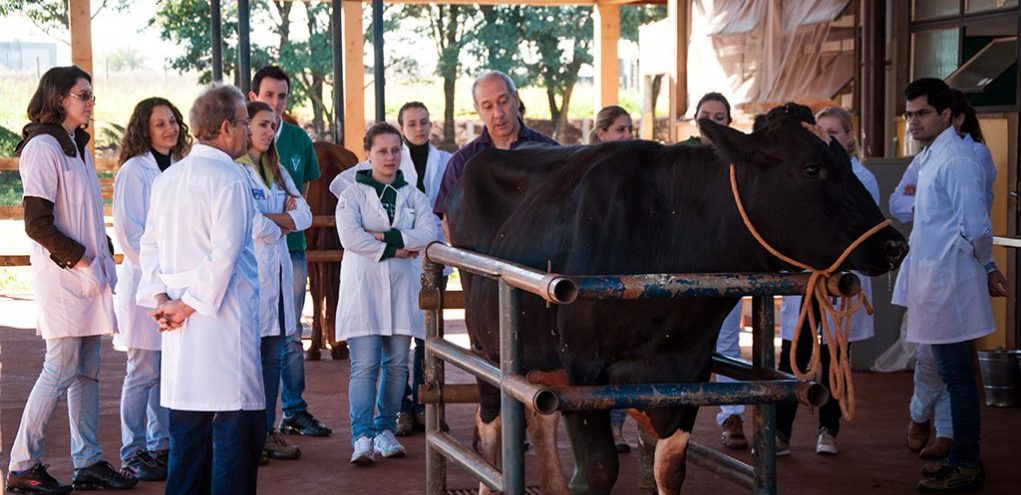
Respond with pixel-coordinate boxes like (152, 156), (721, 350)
(815, 106), (859, 160)
(590, 105), (631, 142)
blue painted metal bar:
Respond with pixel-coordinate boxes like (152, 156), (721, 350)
(687, 440), (754, 490)
(572, 271), (860, 299)
(751, 296), (778, 495)
(500, 281), (525, 495)
(554, 380), (804, 410)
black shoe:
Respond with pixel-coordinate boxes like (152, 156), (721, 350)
(279, 410), (332, 437)
(917, 461), (984, 493)
(5, 463), (72, 494)
(121, 450), (167, 482)
(72, 460), (138, 490)
(149, 449), (169, 469)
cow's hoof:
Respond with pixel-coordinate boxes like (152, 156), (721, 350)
(331, 343), (350, 360)
(306, 347), (322, 361)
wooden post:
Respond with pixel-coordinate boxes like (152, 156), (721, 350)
(594, 3), (620, 110)
(343, 0), (366, 160)
(860, 0), (885, 158)
(667, 0), (689, 143)
(69, 0), (94, 156)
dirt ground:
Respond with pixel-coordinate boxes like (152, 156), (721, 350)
(1, 292), (1018, 494)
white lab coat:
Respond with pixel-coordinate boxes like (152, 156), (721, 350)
(335, 173), (439, 341)
(20, 133), (117, 339)
(889, 132), (995, 222)
(781, 157), (879, 343)
(113, 152), (166, 351)
(891, 127), (995, 345)
(137, 144), (264, 412)
(238, 158), (313, 338)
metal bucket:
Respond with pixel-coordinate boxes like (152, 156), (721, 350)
(978, 350), (1019, 407)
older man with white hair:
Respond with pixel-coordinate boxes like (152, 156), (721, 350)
(137, 84), (264, 495)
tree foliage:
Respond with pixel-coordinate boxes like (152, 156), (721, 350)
(0, 0), (129, 42)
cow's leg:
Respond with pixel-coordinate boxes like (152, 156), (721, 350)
(525, 408), (570, 495)
(653, 429), (691, 495)
(563, 414), (589, 494)
(566, 410), (619, 495)
(307, 265), (322, 360)
(475, 406), (502, 495)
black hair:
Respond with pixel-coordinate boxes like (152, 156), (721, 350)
(765, 102), (816, 125)
(27, 65), (92, 126)
(695, 92), (732, 124)
(949, 89), (984, 143)
(904, 77), (952, 114)
(752, 113), (768, 132)
(251, 65), (291, 95)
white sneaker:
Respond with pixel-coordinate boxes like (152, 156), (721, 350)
(373, 430), (406, 458)
(816, 428), (838, 455)
(776, 436), (791, 456)
(350, 436), (375, 465)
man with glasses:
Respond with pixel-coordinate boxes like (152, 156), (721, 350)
(890, 77), (1007, 493)
(138, 84), (265, 494)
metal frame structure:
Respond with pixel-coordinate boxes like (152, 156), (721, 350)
(419, 243), (849, 495)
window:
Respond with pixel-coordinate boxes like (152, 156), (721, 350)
(946, 37), (1017, 92)
(914, 0), (960, 19)
(912, 29), (961, 79)
(967, 0), (1019, 13)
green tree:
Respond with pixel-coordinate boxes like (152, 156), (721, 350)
(0, 0), (129, 41)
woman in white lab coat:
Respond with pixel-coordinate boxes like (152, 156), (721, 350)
(112, 97), (191, 481)
(236, 101), (313, 462)
(775, 107), (880, 457)
(336, 123), (438, 465)
(7, 65), (136, 492)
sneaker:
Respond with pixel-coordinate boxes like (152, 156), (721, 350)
(920, 437), (952, 460)
(373, 430), (407, 459)
(816, 427), (838, 455)
(612, 423), (631, 453)
(776, 436), (791, 456)
(121, 450), (167, 482)
(72, 460), (139, 490)
(921, 458), (953, 478)
(149, 449), (169, 469)
(917, 461), (984, 493)
(908, 420), (931, 453)
(350, 436), (375, 465)
(265, 430), (302, 460)
(5, 463), (73, 494)
(720, 415), (749, 450)
(395, 411), (415, 437)
(279, 410), (332, 437)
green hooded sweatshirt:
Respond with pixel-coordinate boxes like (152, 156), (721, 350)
(355, 169), (409, 260)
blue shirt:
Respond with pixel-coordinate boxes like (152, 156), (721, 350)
(433, 121), (559, 215)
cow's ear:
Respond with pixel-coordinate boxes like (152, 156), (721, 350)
(698, 118), (754, 166)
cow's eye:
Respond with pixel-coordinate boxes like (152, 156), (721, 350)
(803, 165), (821, 178)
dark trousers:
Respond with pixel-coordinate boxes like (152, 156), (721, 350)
(402, 275), (446, 415)
(931, 340), (981, 466)
(776, 318), (844, 441)
(166, 409), (265, 495)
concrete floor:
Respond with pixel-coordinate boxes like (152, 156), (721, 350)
(1, 292), (1018, 494)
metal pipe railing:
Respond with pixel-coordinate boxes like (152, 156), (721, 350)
(554, 380), (810, 411)
(712, 354), (829, 407)
(428, 432), (503, 493)
(572, 271), (860, 299)
(687, 440), (755, 490)
(425, 242), (578, 304)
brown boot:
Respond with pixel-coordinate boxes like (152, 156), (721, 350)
(907, 420), (931, 452)
(721, 415), (749, 450)
(920, 437), (952, 460)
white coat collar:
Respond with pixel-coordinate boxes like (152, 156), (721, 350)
(189, 143), (236, 165)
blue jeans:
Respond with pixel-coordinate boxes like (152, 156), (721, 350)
(910, 344), (953, 438)
(166, 409), (264, 495)
(119, 348), (169, 461)
(280, 250), (308, 417)
(931, 341), (981, 467)
(261, 290), (287, 430)
(9, 336), (104, 471)
(348, 335), (412, 444)
(715, 304), (745, 425)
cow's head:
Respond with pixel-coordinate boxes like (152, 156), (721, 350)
(699, 116), (907, 275)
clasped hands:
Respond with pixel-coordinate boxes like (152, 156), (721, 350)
(369, 231), (419, 259)
(149, 294), (195, 332)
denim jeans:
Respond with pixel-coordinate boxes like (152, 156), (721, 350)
(9, 336), (104, 471)
(119, 348), (169, 461)
(910, 344), (953, 438)
(348, 335), (412, 444)
(715, 304), (746, 425)
(280, 250), (308, 417)
(400, 338), (425, 415)
(261, 292), (287, 430)
(166, 409), (264, 495)
(931, 341), (981, 467)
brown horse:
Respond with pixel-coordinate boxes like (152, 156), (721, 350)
(304, 140), (360, 360)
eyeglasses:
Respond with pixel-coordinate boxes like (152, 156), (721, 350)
(68, 91), (96, 103)
(903, 108), (936, 121)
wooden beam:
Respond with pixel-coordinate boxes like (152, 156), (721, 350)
(594, 3), (620, 109)
(667, 0), (689, 143)
(69, 0), (94, 156)
(284, 1), (662, 6)
(343, 0), (366, 161)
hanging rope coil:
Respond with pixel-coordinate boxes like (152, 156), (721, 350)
(729, 164), (891, 419)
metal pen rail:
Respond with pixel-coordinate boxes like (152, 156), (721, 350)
(420, 242), (852, 495)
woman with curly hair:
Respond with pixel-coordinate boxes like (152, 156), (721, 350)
(112, 97), (191, 482)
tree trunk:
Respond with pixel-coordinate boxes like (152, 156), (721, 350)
(443, 75), (456, 149)
(311, 73), (326, 139)
(273, 1), (292, 52)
